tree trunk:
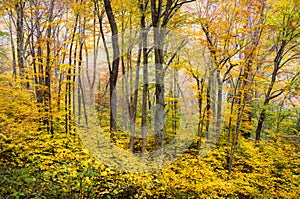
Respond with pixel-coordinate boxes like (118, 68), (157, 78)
(151, 0), (165, 153)
(255, 47), (283, 141)
(195, 77), (204, 148)
(78, 31), (88, 126)
(129, 32), (142, 153)
(140, 1), (149, 156)
(216, 69), (223, 137)
(8, 13), (17, 79)
(205, 70), (213, 139)
(255, 108), (266, 141)
(65, 14), (79, 134)
(15, 1), (25, 78)
(153, 28), (165, 153)
(45, 0), (54, 135)
(104, 0), (120, 138)
(228, 92), (247, 176)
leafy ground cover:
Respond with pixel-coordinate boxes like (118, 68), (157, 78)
(0, 83), (299, 198)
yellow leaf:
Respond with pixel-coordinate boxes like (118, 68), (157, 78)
(101, 171), (108, 177)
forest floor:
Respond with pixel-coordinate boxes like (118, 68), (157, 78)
(0, 82), (299, 198)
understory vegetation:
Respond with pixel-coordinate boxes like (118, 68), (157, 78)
(1, 0), (300, 198)
(0, 81), (299, 198)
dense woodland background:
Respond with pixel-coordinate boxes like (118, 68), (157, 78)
(0, 0), (299, 198)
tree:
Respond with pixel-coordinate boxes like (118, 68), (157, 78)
(0, 31), (9, 75)
(151, 0), (195, 153)
(103, 0), (120, 138)
(140, 0), (150, 156)
(15, 0), (26, 79)
(255, 0), (300, 141)
(195, 0), (267, 175)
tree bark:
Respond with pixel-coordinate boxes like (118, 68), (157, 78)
(255, 41), (285, 141)
(129, 32), (142, 153)
(45, 0), (55, 135)
(140, 0), (149, 156)
(8, 13), (17, 79)
(15, 1), (25, 78)
(151, 0), (165, 153)
(65, 13), (79, 134)
(104, 0), (120, 138)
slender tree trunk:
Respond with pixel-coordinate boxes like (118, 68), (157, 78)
(140, 1), (149, 156)
(205, 70), (213, 139)
(78, 27), (88, 126)
(227, 78), (239, 145)
(104, 0), (120, 138)
(120, 11), (127, 131)
(228, 90), (247, 176)
(228, 67), (250, 175)
(36, 20), (44, 104)
(15, 1), (25, 78)
(255, 44), (284, 141)
(87, 7), (100, 110)
(8, 13), (17, 79)
(153, 28), (165, 153)
(72, 41), (78, 120)
(216, 69), (223, 137)
(255, 71), (276, 141)
(129, 32), (142, 153)
(151, 0), (165, 153)
(57, 22), (69, 111)
(65, 14), (79, 134)
(45, 0), (54, 135)
(172, 68), (179, 135)
(195, 77), (204, 148)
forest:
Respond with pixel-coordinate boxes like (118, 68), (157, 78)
(0, 0), (299, 198)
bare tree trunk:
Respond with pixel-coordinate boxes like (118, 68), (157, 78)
(205, 70), (213, 139)
(104, 0), (120, 138)
(120, 11), (127, 131)
(87, 6), (101, 110)
(227, 77), (239, 145)
(255, 41), (286, 141)
(8, 13), (17, 79)
(45, 0), (55, 135)
(151, 0), (165, 153)
(216, 69), (223, 137)
(195, 77), (204, 147)
(72, 41), (78, 120)
(15, 1), (25, 78)
(125, 16), (141, 152)
(57, 20), (69, 111)
(150, 0), (193, 153)
(172, 67), (179, 136)
(78, 18), (88, 126)
(140, 1), (149, 156)
(65, 14), (79, 134)
(128, 33), (142, 152)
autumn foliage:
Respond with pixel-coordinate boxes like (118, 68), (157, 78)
(0, 0), (300, 198)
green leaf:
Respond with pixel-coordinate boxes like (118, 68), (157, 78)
(24, 177), (34, 184)
(0, 30), (8, 37)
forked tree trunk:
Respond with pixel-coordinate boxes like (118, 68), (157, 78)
(151, 0), (164, 153)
